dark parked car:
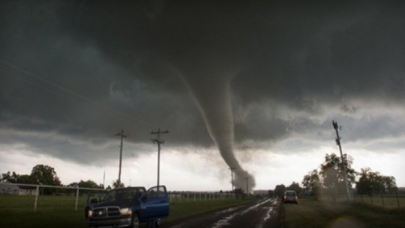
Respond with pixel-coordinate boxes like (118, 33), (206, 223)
(283, 190), (298, 204)
(85, 186), (169, 228)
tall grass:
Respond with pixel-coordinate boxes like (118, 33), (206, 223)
(283, 197), (405, 228)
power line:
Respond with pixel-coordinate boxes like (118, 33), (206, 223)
(0, 59), (158, 128)
(0, 68), (80, 103)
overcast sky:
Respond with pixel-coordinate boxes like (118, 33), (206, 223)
(1, 1), (404, 191)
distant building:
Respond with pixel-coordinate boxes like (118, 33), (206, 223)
(0, 182), (38, 195)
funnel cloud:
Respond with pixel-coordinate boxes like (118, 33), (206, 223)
(1, 1), (405, 190)
(176, 58), (256, 191)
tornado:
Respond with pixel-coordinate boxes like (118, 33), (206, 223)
(176, 57), (256, 192)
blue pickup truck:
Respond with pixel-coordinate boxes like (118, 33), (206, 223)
(85, 185), (170, 228)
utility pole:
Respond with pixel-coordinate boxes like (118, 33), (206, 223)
(116, 130), (128, 186)
(230, 167), (235, 192)
(245, 177), (249, 195)
(332, 120), (350, 201)
(151, 128), (169, 187)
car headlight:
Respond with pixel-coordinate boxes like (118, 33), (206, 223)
(120, 207), (132, 215)
(88, 210), (93, 218)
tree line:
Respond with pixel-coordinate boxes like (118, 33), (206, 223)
(270, 153), (398, 201)
(1, 164), (104, 195)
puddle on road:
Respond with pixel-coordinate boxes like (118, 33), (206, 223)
(210, 198), (275, 228)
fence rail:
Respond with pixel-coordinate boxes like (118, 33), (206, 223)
(0, 183), (106, 212)
(168, 192), (235, 202)
(353, 192), (405, 208)
(306, 190), (405, 209)
(0, 183), (236, 212)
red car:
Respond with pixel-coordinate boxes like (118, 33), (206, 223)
(283, 190), (298, 204)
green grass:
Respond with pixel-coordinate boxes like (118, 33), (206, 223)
(283, 197), (405, 228)
(0, 195), (254, 228)
(165, 198), (254, 224)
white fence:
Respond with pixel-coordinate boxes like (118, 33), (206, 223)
(168, 192), (235, 202)
(1, 183), (236, 212)
(1, 183), (106, 212)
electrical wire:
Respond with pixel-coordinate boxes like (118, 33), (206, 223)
(0, 58), (159, 128)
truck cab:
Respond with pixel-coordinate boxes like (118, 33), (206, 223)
(85, 186), (169, 228)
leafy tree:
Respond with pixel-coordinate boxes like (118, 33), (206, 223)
(356, 167), (397, 194)
(274, 184), (286, 198)
(233, 188), (244, 198)
(30, 164), (61, 195)
(320, 153), (356, 201)
(286, 181), (301, 194)
(1, 171), (17, 182)
(112, 179), (125, 188)
(268, 190), (275, 197)
(302, 169), (321, 196)
(78, 180), (100, 189)
(382, 176), (397, 193)
(1, 171), (33, 184)
(16, 174), (33, 184)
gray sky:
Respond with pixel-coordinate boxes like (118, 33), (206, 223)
(1, 1), (404, 190)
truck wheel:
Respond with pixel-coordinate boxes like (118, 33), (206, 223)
(131, 214), (140, 228)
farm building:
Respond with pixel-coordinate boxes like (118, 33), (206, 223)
(0, 182), (38, 195)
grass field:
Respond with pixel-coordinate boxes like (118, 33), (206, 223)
(283, 197), (405, 228)
(0, 195), (254, 228)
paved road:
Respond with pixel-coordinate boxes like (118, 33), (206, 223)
(166, 198), (283, 228)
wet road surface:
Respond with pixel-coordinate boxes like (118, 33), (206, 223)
(166, 198), (283, 228)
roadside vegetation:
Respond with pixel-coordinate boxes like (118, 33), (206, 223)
(0, 194), (255, 228)
(283, 197), (405, 228)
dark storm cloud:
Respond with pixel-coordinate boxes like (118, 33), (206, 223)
(1, 0), (405, 164)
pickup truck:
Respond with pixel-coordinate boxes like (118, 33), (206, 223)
(85, 185), (170, 228)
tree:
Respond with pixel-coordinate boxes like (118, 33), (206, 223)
(1, 171), (33, 184)
(233, 188), (244, 198)
(356, 167), (397, 195)
(302, 169), (321, 197)
(17, 174), (33, 184)
(78, 180), (100, 189)
(112, 179), (125, 188)
(274, 184), (286, 198)
(382, 176), (397, 194)
(1, 171), (16, 182)
(320, 153), (356, 201)
(287, 182), (302, 195)
(30, 164), (61, 195)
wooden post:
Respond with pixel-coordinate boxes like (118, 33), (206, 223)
(34, 186), (39, 212)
